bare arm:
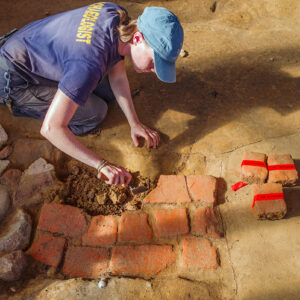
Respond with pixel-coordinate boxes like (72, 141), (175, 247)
(109, 60), (160, 148)
(40, 89), (131, 185)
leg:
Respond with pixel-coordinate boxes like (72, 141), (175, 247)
(8, 83), (108, 136)
(68, 93), (108, 136)
(93, 75), (115, 103)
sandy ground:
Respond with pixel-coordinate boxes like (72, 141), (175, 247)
(1, 0), (300, 299)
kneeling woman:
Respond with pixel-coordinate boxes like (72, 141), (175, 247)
(0, 2), (183, 185)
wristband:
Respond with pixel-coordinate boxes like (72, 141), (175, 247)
(97, 160), (107, 174)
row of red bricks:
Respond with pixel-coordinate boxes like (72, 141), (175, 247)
(143, 175), (218, 204)
(36, 203), (222, 243)
(28, 203), (221, 278)
(29, 231), (219, 278)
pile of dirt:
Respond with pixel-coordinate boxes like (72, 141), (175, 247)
(58, 161), (156, 216)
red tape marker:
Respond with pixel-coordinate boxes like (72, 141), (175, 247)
(252, 193), (284, 208)
(231, 181), (247, 191)
(268, 164), (296, 171)
(241, 160), (267, 168)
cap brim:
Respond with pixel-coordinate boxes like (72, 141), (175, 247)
(154, 51), (176, 83)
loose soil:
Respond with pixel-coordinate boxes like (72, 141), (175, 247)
(59, 160), (156, 216)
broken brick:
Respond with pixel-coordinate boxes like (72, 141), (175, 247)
(192, 207), (222, 238)
(182, 237), (219, 269)
(37, 203), (88, 238)
(251, 183), (286, 220)
(267, 154), (298, 186)
(63, 246), (109, 278)
(110, 245), (176, 277)
(152, 208), (189, 238)
(82, 215), (117, 246)
(241, 152), (268, 184)
(186, 175), (217, 204)
(118, 213), (152, 243)
(28, 231), (66, 267)
(143, 175), (191, 203)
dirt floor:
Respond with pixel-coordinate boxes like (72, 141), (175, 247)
(1, 0), (300, 299)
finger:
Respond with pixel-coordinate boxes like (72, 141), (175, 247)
(147, 132), (156, 149)
(125, 172), (132, 185)
(112, 173), (119, 186)
(143, 132), (152, 149)
(119, 170), (125, 185)
(151, 131), (160, 149)
(147, 131), (158, 149)
(155, 132), (160, 147)
(132, 134), (139, 147)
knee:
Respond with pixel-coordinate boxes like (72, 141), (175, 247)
(69, 96), (108, 136)
(94, 99), (108, 123)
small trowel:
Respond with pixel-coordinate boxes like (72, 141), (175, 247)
(99, 172), (147, 195)
(128, 184), (147, 195)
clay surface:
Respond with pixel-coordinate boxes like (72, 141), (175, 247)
(1, 0), (300, 299)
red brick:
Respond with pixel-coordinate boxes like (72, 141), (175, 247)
(118, 213), (152, 243)
(153, 208), (189, 238)
(111, 245), (176, 277)
(82, 215), (117, 246)
(251, 183), (286, 220)
(241, 152), (268, 184)
(28, 231), (66, 267)
(182, 237), (219, 269)
(192, 207), (222, 238)
(267, 154), (298, 186)
(37, 203), (88, 238)
(143, 175), (191, 203)
(63, 246), (109, 278)
(186, 175), (217, 204)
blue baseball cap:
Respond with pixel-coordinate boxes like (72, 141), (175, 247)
(137, 7), (184, 83)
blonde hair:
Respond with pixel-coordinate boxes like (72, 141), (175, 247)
(116, 9), (138, 43)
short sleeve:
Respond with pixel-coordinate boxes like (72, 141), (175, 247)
(58, 60), (102, 106)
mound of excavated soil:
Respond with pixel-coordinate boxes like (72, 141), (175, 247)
(59, 160), (156, 216)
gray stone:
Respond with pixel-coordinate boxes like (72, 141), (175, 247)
(24, 157), (54, 175)
(0, 145), (13, 160)
(0, 184), (10, 222)
(0, 160), (9, 176)
(9, 138), (65, 173)
(0, 209), (32, 253)
(0, 124), (8, 148)
(13, 158), (56, 208)
(0, 250), (27, 281)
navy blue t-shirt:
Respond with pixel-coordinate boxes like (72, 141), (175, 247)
(1, 2), (125, 105)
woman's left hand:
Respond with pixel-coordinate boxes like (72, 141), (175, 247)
(131, 122), (160, 149)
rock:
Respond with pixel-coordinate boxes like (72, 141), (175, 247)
(24, 157), (54, 175)
(0, 145), (12, 160)
(13, 158), (56, 207)
(0, 250), (28, 281)
(180, 49), (189, 57)
(0, 124), (8, 148)
(0, 169), (22, 192)
(0, 209), (32, 253)
(9, 138), (65, 172)
(0, 160), (9, 176)
(0, 184), (10, 222)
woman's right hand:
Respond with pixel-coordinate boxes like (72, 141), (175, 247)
(97, 162), (132, 186)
